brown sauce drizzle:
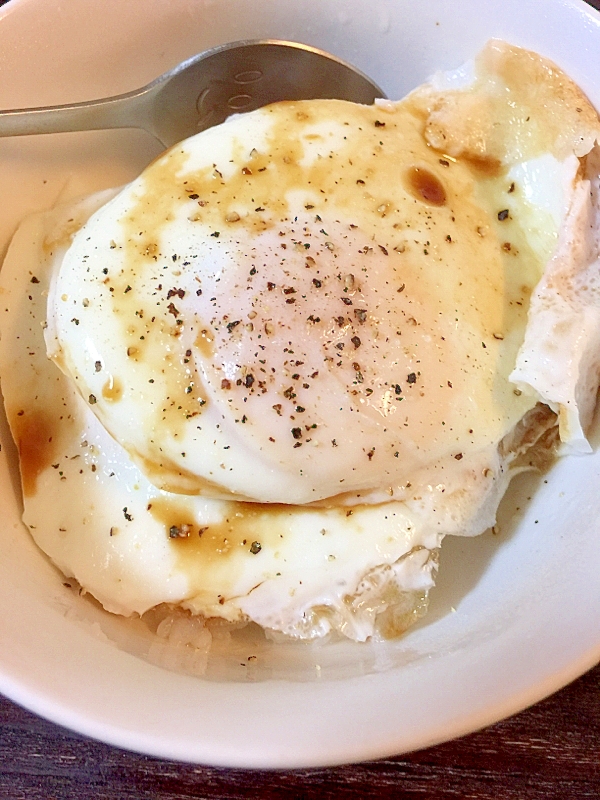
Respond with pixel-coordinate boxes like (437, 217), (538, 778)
(149, 498), (285, 567)
(405, 167), (446, 206)
(10, 410), (57, 498)
(194, 328), (215, 358)
(102, 376), (123, 402)
(459, 153), (504, 177)
(42, 215), (87, 255)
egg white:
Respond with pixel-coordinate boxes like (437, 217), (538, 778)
(2, 40), (600, 642)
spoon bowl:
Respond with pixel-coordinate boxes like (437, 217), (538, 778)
(0, 39), (386, 148)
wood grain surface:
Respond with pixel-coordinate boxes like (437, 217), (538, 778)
(0, 0), (599, 796)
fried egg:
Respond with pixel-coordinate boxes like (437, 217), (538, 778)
(2, 40), (600, 642)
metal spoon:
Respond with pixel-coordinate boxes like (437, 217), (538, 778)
(0, 39), (386, 149)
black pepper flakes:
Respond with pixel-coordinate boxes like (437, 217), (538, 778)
(169, 524), (191, 538)
(407, 373), (417, 384)
(250, 541), (262, 554)
(291, 427), (302, 439)
(498, 209), (509, 221)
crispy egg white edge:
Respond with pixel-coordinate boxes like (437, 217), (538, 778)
(510, 152), (600, 454)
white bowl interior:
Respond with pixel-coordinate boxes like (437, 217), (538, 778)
(0, 0), (599, 768)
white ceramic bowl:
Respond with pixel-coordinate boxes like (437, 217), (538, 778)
(0, 0), (599, 769)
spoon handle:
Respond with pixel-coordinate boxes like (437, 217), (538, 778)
(0, 89), (151, 139)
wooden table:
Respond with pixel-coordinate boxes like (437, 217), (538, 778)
(1, 0), (599, 796)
